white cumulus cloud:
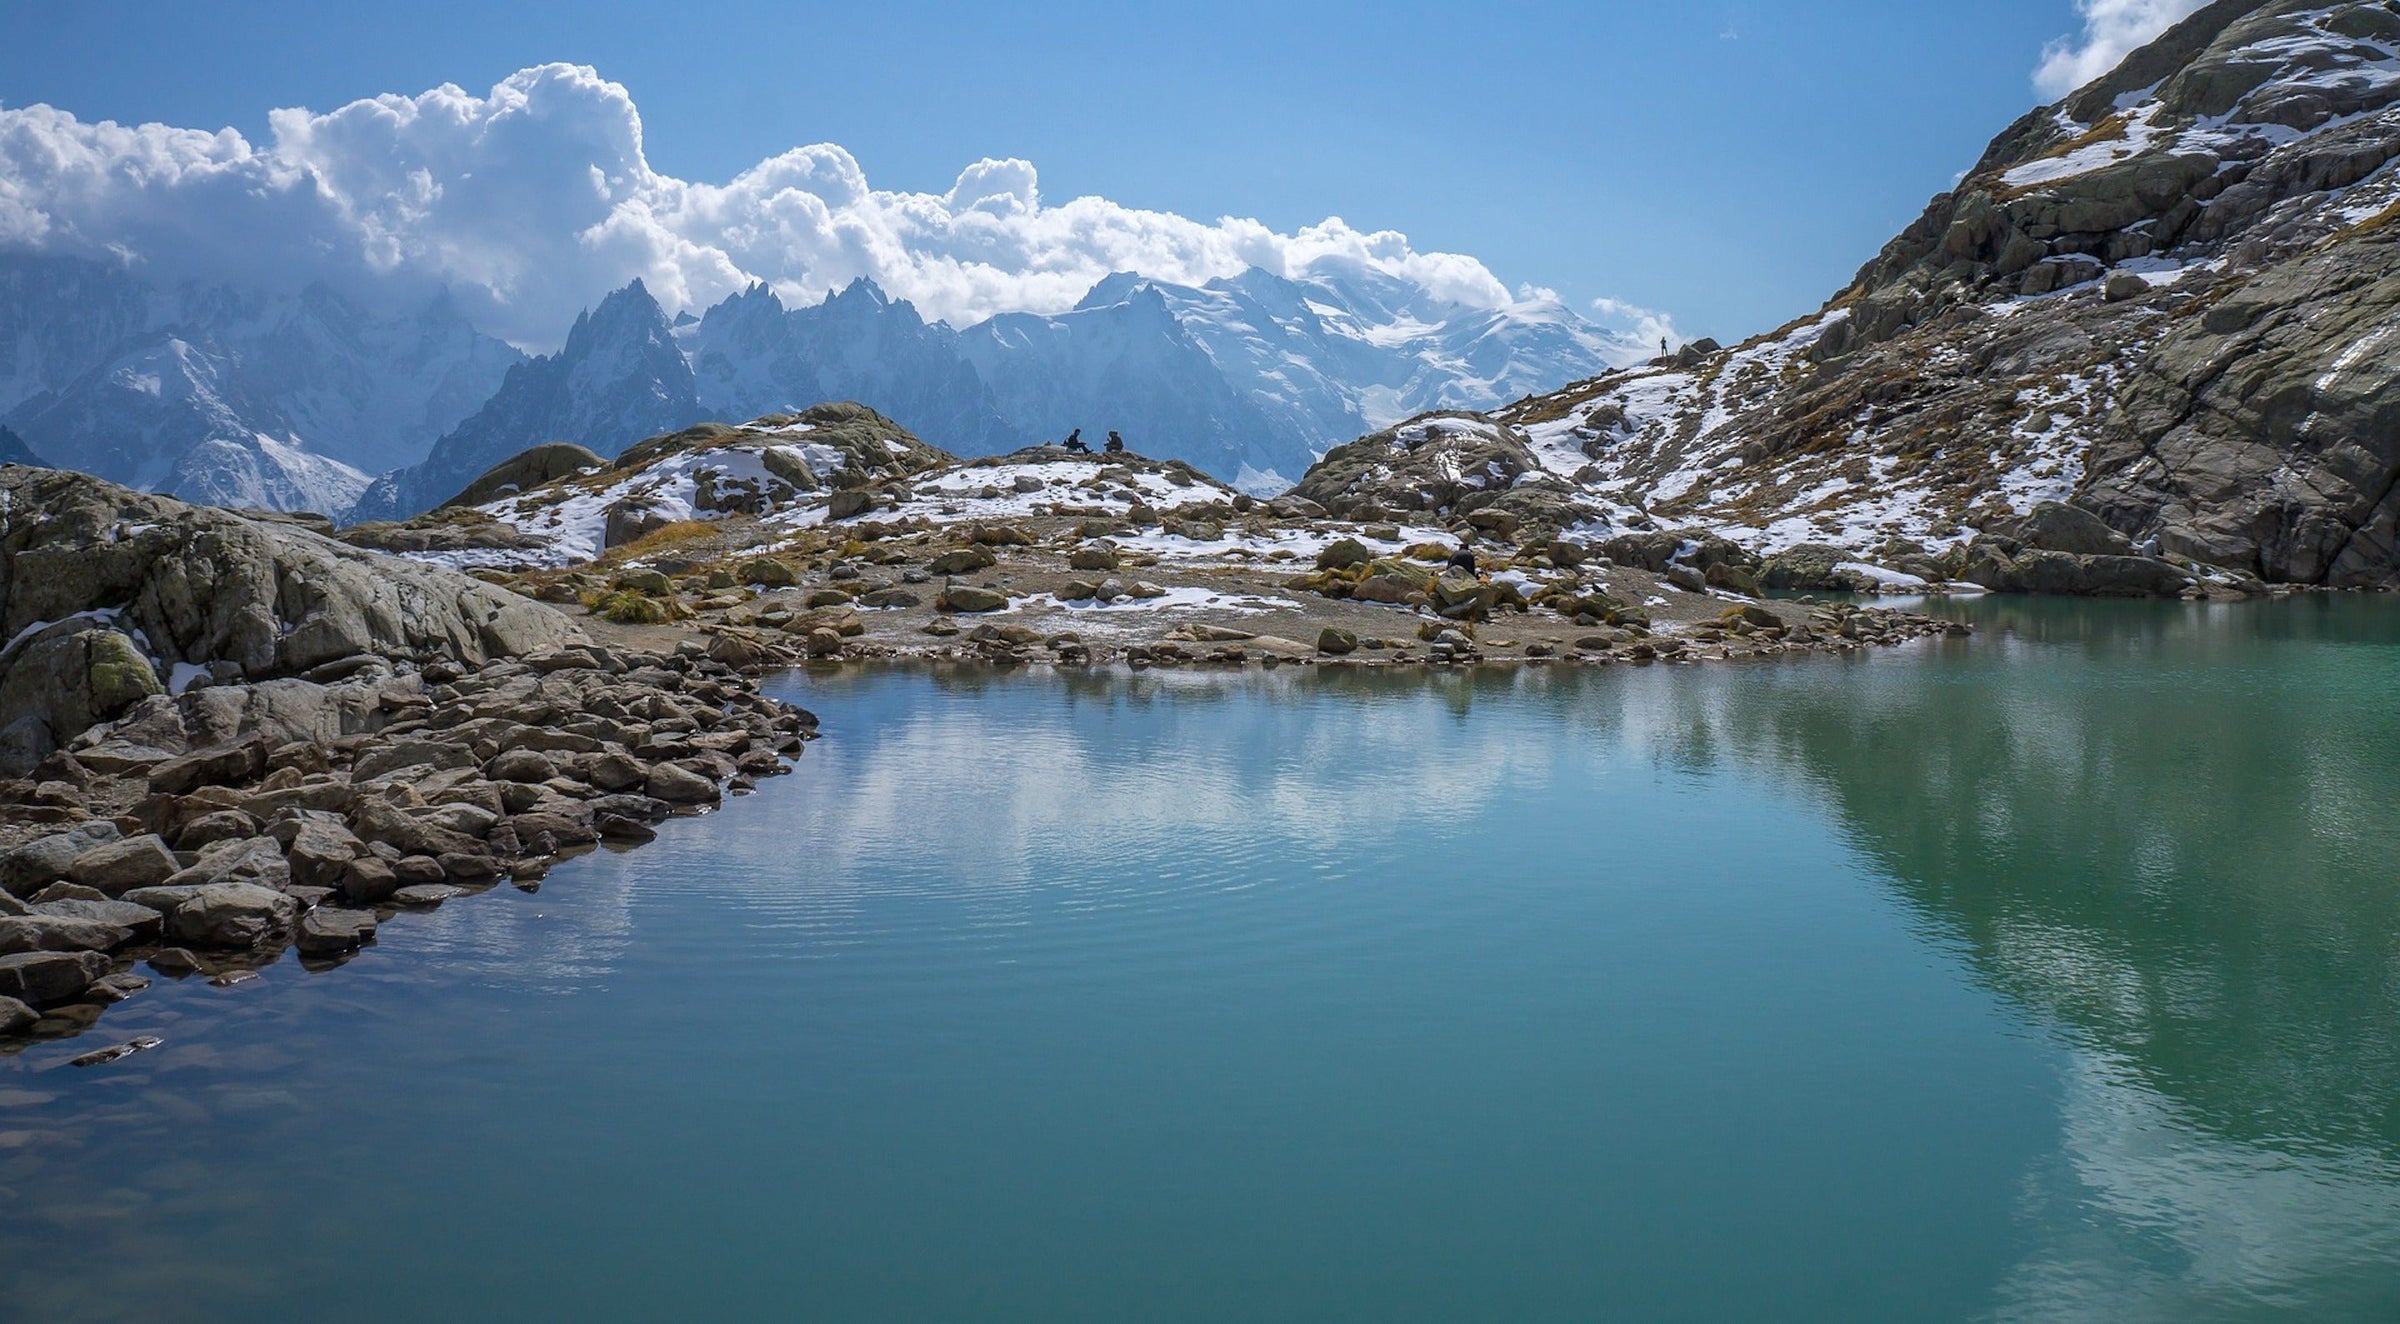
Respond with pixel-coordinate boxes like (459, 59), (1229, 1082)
(0, 63), (1575, 347)
(2034, 0), (2212, 99)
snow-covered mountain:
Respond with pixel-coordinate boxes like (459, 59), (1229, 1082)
(683, 279), (1021, 457)
(347, 280), (701, 522)
(0, 254), (521, 513)
(0, 240), (1647, 520)
(352, 264), (1649, 517)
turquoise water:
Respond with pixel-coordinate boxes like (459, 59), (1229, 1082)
(4, 597), (2399, 1321)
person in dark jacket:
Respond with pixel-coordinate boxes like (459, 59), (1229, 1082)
(1062, 428), (1089, 453)
(1104, 430), (1127, 454)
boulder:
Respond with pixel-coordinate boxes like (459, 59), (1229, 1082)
(164, 836), (292, 891)
(644, 762), (720, 805)
(341, 856), (401, 904)
(739, 558), (799, 588)
(0, 822), (122, 898)
(148, 742), (268, 795)
(1762, 545), (1871, 592)
(31, 897), (163, 943)
(937, 585), (1011, 614)
(0, 995), (35, 1034)
(487, 748), (557, 784)
(1315, 538), (1373, 571)
(0, 950), (108, 1007)
(283, 820), (364, 891)
(0, 626), (163, 774)
(176, 809), (265, 851)
(602, 499), (673, 549)
(296, 908), (378, 955)
(0, 915), (131, 956)
(585, 751), (648, 792)
(126, 882), (298, 948)
(1317, 627), (1361, 656)
(1704, 563), (1765, 597)
(1984, 501), (2136, 557)
(65, 834), (180, 897)
(1067, 542), (1121, 571)
(928, 546), (998, 576)
(0, 469), (584, 765)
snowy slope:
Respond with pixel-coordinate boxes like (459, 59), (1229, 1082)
(0, 255), (520, 514)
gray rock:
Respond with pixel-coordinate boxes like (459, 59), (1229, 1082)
(351, 798), (484, 859)
(147, 742), (266, 795)
(1315, 538), (1372, 571)
(584, 751), (648, 792)
(936, 585), (1010, 614)
(1985, 501), (2136, 557)
(0, 468), (586, 772)
(0, 915), (131, 955)
(283, 820), (364, 891)
(0, 994), (35, 1033)
(391, 883), (466, 907)
(176, 809), (265, 851)
(65, 835), (180, 897)
(487, 748), (556, 784)
(147, 948), (205, 977)
(31, 897), (164, 942)
(340, 856), (401, 904)
(131, 881), (298, 948)
(0, 950), (108, 1007)
(0, 821), (122, 897)
(296, 907), (378, 955)
(644, 762), (719, 805)
(164, 836), (292, 891)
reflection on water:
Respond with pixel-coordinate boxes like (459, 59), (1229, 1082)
(1, 597), (2395, 1321)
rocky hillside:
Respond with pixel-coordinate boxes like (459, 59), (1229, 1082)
(351, 402), (959, 567)
(1348, 0), (2400, 590)
(0, 466), (582, 773)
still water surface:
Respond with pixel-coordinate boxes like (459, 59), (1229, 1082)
(3, 596), (2397, 1321)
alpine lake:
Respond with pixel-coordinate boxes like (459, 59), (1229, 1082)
(3, 594), (2397, 1322)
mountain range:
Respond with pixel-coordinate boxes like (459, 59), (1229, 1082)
(1, 246), (1650, 521)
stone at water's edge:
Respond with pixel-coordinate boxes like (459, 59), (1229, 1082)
(0, 466), (589, 775)
(0, 949), (107, 1007)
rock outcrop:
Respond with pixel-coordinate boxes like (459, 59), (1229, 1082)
(1292, 413), (1599, 541)
(1465, 0), (2400, 590)
(0, 466), (585, 772)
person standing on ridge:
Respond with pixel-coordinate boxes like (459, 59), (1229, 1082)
(1062, 428), (1089, 453)
(1105, 431), (1127, 455)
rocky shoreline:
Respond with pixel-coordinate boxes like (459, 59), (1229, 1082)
(0, 640), (811, 1050)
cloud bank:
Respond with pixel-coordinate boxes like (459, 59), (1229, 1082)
(2034, 0), (2211, 98)
(0, 64), (1555, 346)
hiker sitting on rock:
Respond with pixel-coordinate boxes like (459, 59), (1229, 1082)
(1063, 428), (1089, 453)
(1447, 542), (1479, 577)
(1105, 430), (1127, 454)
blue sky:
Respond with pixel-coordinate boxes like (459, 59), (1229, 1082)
(0, 0), (2159, 341)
